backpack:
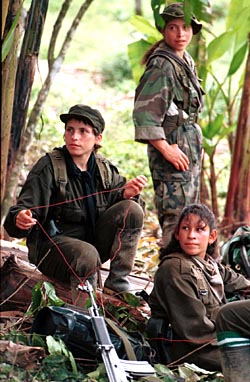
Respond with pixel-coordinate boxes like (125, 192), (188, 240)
(31, 305), (155, 369)
(47, 148), (113, 203)
(221, 226), (250, 278)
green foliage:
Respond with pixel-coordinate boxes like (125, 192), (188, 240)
(46, 336), (77, 374)
(100, 52), (133, 88)
(228, 42), (248, 76)
(184, 0), (212, 24)
(27, 281), (65, 315)
(1, 3), (22, 62)
(128, 15), (162, 82)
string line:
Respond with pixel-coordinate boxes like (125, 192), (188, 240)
(2, 186), (249, 351)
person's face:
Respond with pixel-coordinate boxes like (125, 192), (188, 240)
(162, 18), (193, 56)
(64, 118), (102, 158)
(175, 213), (217, 259)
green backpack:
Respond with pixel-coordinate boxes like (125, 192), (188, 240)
(47, 148), (113, 203)
(221, 226), (250, 278)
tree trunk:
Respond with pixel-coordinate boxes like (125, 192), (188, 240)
(9, 0), (49, 166)
(209, 152), (219, 218)
(2, 0), (10, 38)
(1, 0), (22, 213)
(135, 0), (142, 15)
(1, 0), (49, 230)
(223, 36), (250, 232)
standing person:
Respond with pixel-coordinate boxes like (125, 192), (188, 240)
(216, 300), (250, 382)
(146, 204), (250, 371)
(133, 2), (204, 247)
(4, 104), (147, 305)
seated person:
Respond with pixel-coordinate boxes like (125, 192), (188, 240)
(4, 104), (147, 306)
(146, 203), (250, 371)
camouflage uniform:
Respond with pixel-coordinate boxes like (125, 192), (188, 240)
(133, 40), (204, 246)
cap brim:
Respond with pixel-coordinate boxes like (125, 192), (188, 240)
(160, 14), (202, 34)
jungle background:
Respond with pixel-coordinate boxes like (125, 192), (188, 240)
(1, 0), (250, 381)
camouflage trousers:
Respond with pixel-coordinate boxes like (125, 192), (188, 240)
(148, 122), (202, 247)
(153, 166), (201, 247)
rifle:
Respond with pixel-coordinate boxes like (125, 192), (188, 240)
(79, 281), (129, 382)
(78, 281), (156, 381)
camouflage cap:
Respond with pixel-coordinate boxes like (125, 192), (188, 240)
(60, 104), (105, 133)
(160, 2), (202, 35)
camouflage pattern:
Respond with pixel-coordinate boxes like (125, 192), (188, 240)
(133, 42), (203, 246)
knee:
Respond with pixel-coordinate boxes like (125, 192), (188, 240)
(216, 303), (232, 332)
(120, 200), (144, 227)
(73, 242), (100, 274)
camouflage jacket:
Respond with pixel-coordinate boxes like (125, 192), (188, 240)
(133, 42), (204, 181)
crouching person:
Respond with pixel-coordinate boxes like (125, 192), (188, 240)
(146, 204), (250, 371)
(4, 104), (147, 306)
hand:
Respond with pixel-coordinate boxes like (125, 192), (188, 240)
(164, 144), (189, 171)
(123, 175), (148, 199)
(149, 139), (189, 171)
(16, 209), (37, 230)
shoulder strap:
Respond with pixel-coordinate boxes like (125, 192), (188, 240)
(105, 317), (137, 361)
(95, 153), (113, 189)
(148, 49), (204, 110)
(47, 149), (67, 202)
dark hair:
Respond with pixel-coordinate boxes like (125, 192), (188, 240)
(141, 39), (164, 65)
(159, 203), (218, 260)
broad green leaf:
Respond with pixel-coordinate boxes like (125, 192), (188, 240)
(228, 42), (248, 76)
(227, 4), (250, 51)
(43, 281), (65, 306)
(130, 15), (162, 40)
(128, 40), (151, 83)
(151, 0), (166, 31)
(121, 291), (140, 307)
(190, 0), (212, 23)
(46, 335), (62, 354)
(28, 281), (43, 314)
(227, 1), (250, 31)
(202, 114), (224, 139)
(202, 138), (216, 157)
(46, 336), (77, 373)
(207, 31), (234, 64)
(183, 1), (193, 27)
(218, 124), (236, 140)
(2, 4), (22, 62)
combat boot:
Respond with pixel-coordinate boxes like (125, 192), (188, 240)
(219, 345), (250, 382)
(103, 227), (142, 294)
